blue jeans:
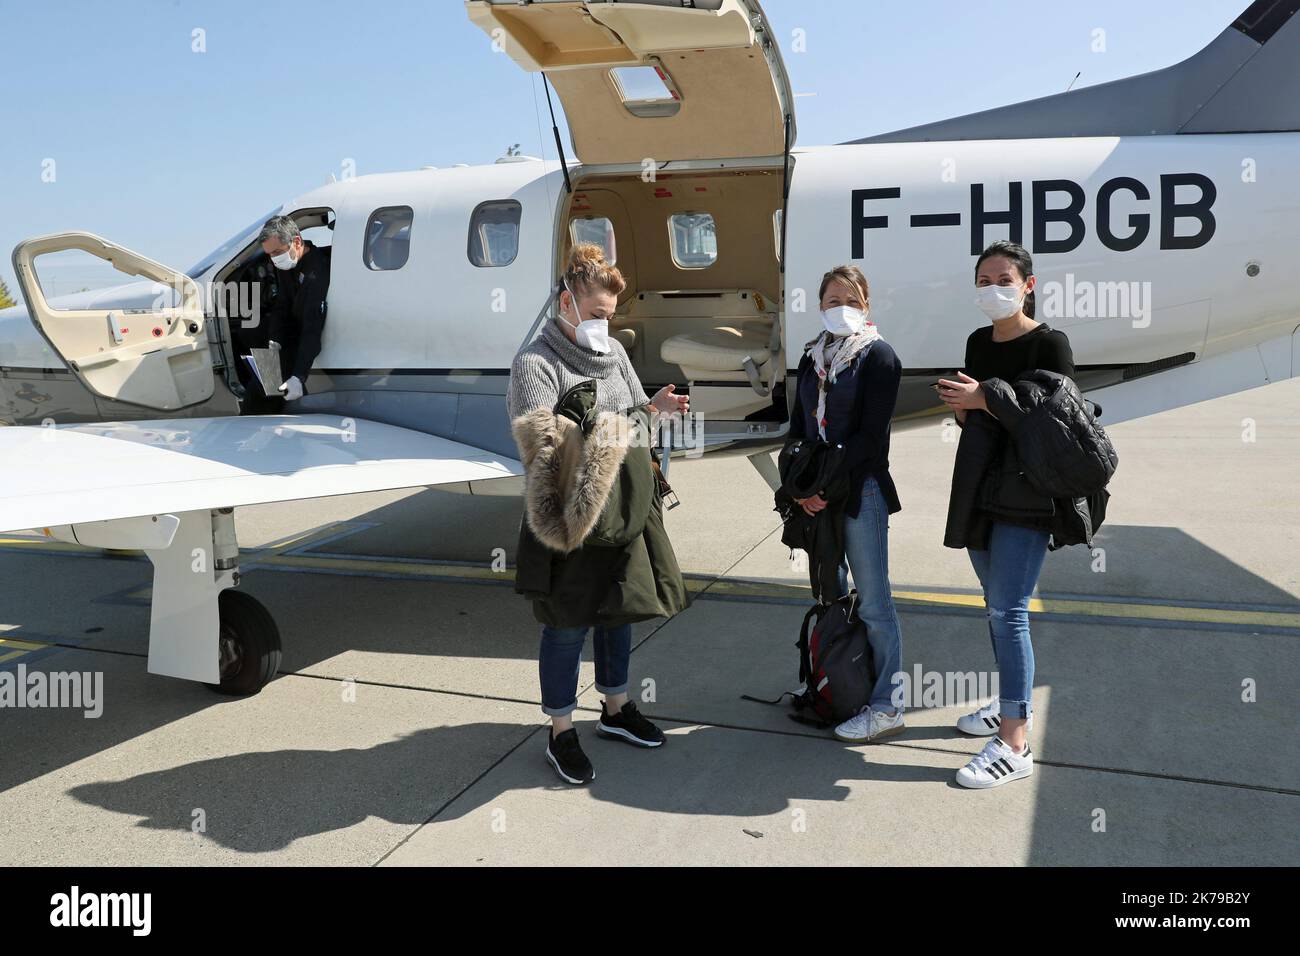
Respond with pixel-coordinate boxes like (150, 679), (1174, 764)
(835, 476), (904, 712)
(966, 521), (1051, 719)
(539, 624), (632, 717)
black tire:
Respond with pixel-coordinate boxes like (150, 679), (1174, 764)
(206, 589), (282, 696)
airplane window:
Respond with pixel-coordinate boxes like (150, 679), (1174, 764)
(187, 208), (279, 278)
(301, 222), (334, 250)
(569, 217), (616, 265)
(669, 212), (717, 269)
(364, 206), (414, 271)
(611, 61), (681, 119)
(32, 248), (180, 311)
(468, 200), (522, 268)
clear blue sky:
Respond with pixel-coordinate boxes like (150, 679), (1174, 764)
(0, 0), (1245, 295)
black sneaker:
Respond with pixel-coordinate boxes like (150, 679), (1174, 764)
(546, 728), (594, 785)
(596, 701), (666, 748)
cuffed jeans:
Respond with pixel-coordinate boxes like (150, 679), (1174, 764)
(966, 521), (1051, 719)
(539, 623), (632, 717)
(835, 476), (905, 712)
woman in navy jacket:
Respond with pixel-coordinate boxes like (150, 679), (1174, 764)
(787, 265), (904, 744)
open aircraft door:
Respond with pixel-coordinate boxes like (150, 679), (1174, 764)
(465, 0), (795, 167)
(12, 233), (215, 412)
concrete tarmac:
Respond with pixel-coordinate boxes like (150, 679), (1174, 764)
(1, 379), (1297, 865)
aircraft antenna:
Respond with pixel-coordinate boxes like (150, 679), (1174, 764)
(530, 73), (555, 212)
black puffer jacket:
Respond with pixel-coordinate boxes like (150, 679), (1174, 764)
(984, 371), (1118, 498)
(944, 372), (1113, 552)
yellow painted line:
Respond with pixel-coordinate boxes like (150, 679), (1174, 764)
(893, 589), (1300, 629)
(265, 553), (515, 582)
(0, 637), (53, 652)
(4, 535), (1298, 630)
(0, 635), (54, 664)
(715, 583), (1300, 629)
(1038, 596), (1300, 629)
(691, 577), (805, 599)
(2, 521), (362, 558)
(0, 537), (89, 552)
(894, 589), (989, 609)
(260, 558), (803, 600)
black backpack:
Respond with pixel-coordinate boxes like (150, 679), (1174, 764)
(745, 591), (875, 728)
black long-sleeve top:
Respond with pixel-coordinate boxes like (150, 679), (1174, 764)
(964, 323), (1074, 384)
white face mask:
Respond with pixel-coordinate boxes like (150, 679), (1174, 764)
(820, 305), (868, 336)
(270, 247), (297, 271)
(562, 283), (611, 353)
(974, 283), (1025, 321)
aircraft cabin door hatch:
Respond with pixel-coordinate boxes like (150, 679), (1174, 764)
(465, 0), (797, 166)
(12, 233), (215, 412)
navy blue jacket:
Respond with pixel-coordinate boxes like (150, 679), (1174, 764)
(788, 339), (902, 518)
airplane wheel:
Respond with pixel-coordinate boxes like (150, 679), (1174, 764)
(207, 590), (282, 696)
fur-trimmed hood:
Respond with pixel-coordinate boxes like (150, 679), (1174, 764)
(511, 406), (633, 553)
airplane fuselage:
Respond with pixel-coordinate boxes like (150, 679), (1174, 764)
(4, 133), (1297, 455)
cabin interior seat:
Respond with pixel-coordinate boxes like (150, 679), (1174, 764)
(632, 289), (778, 394)
(660, 321), (774, 382)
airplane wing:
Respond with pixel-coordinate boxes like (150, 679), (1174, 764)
(0, 414), (523, 534)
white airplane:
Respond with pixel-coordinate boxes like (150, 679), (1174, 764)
(2, 0), (1297, 695)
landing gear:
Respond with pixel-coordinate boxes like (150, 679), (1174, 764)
(208, 589), (282, 696)
(134, 507), (284, 694)
(50, 507), (287, 694)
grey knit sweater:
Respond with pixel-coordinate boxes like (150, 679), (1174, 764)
(507, 318), (652, 421)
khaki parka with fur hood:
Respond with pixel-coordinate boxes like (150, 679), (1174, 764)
(511, 380), (689, 628)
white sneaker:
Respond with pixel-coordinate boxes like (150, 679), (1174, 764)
(956, 736), (1033, 789)
(956, 701), (1034, 736)
(834, 705), (905, 743)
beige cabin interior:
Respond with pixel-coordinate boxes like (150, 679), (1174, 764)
(562, 166), (786, 420)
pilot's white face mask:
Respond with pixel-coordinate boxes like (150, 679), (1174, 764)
(270, 244), (298, 271)
(562, 282), (611, 353)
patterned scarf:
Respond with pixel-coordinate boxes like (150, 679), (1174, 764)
(805, 323), (882, 440)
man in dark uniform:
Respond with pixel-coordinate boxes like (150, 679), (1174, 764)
(258, 215), (331, 403)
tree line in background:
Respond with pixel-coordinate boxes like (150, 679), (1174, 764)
(0, 278), (17, 309)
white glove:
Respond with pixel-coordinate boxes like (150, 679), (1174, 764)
(278, 376), (303, 401)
